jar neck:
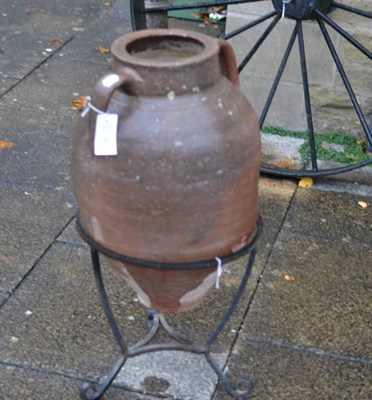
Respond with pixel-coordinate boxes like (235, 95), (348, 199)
(110, 29), (222, 96)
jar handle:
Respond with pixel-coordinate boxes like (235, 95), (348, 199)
(218, 40), (240, 86)
(91, 68), (143, 112)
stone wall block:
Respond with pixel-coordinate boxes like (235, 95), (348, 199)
(228, 0), (275, 15)
(312, 107), (363, 135)
(240, 75), (306, 130)
(329, 0), (372, 24)
(333, 62), (371, 100)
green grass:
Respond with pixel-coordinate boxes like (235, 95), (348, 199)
(262, 126), (372, 167)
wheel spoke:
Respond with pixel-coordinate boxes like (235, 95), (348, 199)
(224, 11), (276, 40)
(238, 14), (281, 73)
(316, 10), (371, 59)
(317, 17), (372, 148)
(259, 23), (298, 128)
(297, 20), (318, 171)
(331, 1), (372, 19)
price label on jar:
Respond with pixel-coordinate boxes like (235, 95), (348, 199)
(94, 114), (119, 156)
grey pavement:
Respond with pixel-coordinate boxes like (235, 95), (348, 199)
(0, 1), (371, 399)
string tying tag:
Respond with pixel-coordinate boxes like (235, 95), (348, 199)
(215, 257), (223, 289)
(81, 96), (106, 117)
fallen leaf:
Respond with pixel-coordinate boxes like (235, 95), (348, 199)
(0, 140), (14, 150)
(96, 46), (110, 54)
(49, 38), (64, 46)
(71, 96), (88, 111)
(358, 201), (368, 208)
(284, 274), (295, 282)
(298, 177), (313, 188)
(192, 11), (212, 24)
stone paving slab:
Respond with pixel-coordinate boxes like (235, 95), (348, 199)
(0, 76), (19, 96)
(60, 1), (133, 64)
(213, 340), (372, 400)
(0, 0), (110, 79)
(0, 59), (110, 188)
(0, 128), (75, 188)
(0, 243), (149, 379)
(284, 186), (372, 245)
(0, 364), (160, 400)
(0, 56), (104, 125)
(0, 184), (74, 306)
(116, 351), (227, 400)
(242, 231), (372, 360)
(0, 241), (259, 382)
(0, 244), (226, 400)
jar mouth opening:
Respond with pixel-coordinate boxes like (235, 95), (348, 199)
(111, 29), (217, 68)
(127, 36), (204, 62)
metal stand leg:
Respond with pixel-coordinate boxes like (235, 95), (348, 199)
(79, 242), (260, 399)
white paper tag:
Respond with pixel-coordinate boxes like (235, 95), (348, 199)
(94, 113), (118, 156)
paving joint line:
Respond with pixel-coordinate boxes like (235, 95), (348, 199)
(245, 336), (372, 366)
(0, 215), (75, 310)
(210, 186), (299, 399)
(0, 359), (87, 384)
(0, 37), (75, 101)
(0, 358), (167, 399)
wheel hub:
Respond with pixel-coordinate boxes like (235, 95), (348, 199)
(271, 0), (333, 20)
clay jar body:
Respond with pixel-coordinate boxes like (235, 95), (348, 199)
(72, 29), (260, 313)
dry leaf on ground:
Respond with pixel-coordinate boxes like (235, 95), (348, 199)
(298, 177), (313, 188)
(49, 38), (64, 46)
(96, 46), (110, 54)
(0, 141), (14, 150)
(71, 96), (87, 111)
(358, 201), (368, 208)
(284, 274), (295, 282)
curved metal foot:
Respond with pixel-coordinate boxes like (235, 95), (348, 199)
(80, 356), (127, 400)
(80, 382), (100, 400)
(205, 353), (253, 398)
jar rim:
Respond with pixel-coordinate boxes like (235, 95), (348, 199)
(111, 28), (218, 69)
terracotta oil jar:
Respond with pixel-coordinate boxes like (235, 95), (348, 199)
(72, 29), (260, 313)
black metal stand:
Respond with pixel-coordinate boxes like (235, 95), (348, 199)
(78, 216), (262, 400)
